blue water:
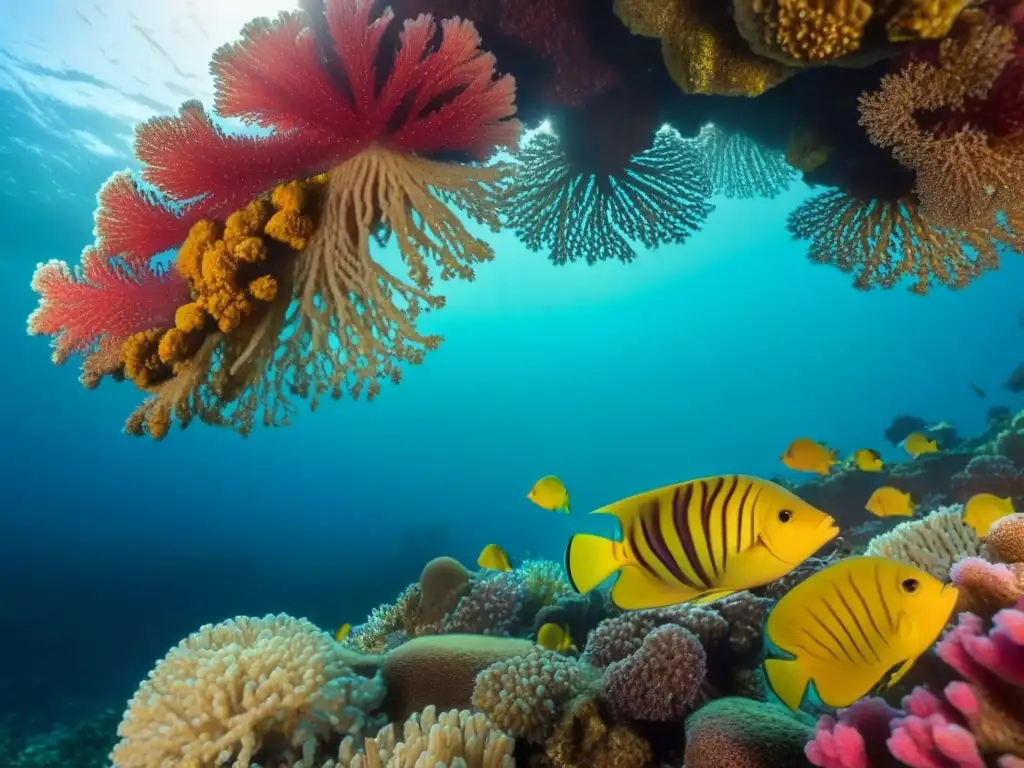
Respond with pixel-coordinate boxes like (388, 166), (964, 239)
(2, 0), (1023, 728)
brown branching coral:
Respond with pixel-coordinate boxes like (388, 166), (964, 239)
(697, 124), (798, 198)
(731, 0), (969, 67)
(505, 126), (713, 264)
(543, 697), (652, 768)
(787, 188), (1016, 294)
(859, 13), (1024, 231)
(614, 0), (795, 95)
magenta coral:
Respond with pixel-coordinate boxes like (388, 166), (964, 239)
(602, 624), (706, 721)
(806, 697), (901, 768)
(27, 249), (190, 365)
(806, 600), (1024, 768)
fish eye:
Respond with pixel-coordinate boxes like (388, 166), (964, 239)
(778, 509), (793, 523)
(901, 578), (920, 593)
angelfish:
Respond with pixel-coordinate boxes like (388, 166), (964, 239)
(565, 475), (839, 610)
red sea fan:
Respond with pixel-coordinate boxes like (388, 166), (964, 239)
(27, 249), (190, 365)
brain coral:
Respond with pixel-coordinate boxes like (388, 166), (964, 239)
(111, 614), (385, 768)
(684, 697), (815, 768)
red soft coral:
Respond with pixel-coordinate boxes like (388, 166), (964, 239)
(95, 0), (519, 272)
(27, 249), (190, 365)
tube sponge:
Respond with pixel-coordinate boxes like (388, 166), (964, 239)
(110, 614), (385, 768)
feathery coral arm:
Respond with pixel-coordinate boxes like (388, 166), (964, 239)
(94, 172), (207, 264)
(212, 12), (357, 132)
(135, 100), (346, 207)
(27, 249), (191, 364)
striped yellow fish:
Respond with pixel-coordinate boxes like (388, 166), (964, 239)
(763, 556), (959, 711)
(564, 475), (839, 610)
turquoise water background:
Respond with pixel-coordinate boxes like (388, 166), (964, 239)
(1, 0), (1022, 723)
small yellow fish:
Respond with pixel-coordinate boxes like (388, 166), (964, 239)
(536, 622), (576, 654)
(865, 486), (916, 517)
(478, 543), (513, 572)
(334, 623), (351, 642)
(963, 493), (1015, 538)
(565, 475), (839, 610)
(528, 475), (571, 513)
(853, 449), (884, 472)
(763, 556), (959, 710)
(781, 438), (838, 475)
(903, 432), (938, 457)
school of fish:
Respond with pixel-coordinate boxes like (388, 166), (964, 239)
(332, 419), (1006, 716)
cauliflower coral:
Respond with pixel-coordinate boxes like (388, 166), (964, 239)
(111, 614), (385, 768)
(27, 0), (521, 439)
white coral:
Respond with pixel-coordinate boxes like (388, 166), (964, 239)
(865, 505), (988, 580)
(333, 706), (514, 768)
(111, 613), (385, 768)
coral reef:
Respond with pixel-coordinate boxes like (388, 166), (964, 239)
(29, 0), (520, 438)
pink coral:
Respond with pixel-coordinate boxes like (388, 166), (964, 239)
(806, 697), (902, 768)
(950, 557), (1024, 619)
(807, 600), (1024, 767)
(602, 625), (706, 721)
(27, 249), (190, 365)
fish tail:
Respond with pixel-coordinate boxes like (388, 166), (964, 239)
(565, 533), (622, 593)
(763, 657), (811, 712)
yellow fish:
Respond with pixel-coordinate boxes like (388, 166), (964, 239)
(536, 622), (575, 654)
(334, 623), (351, 643)
(528, 475), (571, 514)
(865, 486), (916, 518)
(903, 432), (938, 457)
(477, 543), (512, 572)
(763, 556), (959, 710)
(853, 449), (884, 472)
(565, 475), (839, 610)
(963, 493), (1015, 538)
(781, 438), (838, 475)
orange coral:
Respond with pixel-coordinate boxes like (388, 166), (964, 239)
(731, 0), (968, 66)
(787, 189), (1015, 294)
(859, 13), (1024, 230)
(614, 0), (794, 96)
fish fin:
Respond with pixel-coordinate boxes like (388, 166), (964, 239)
(610, 565), (700, 610)
(884, 656), (918, 688)
(565, 533), (622, 593)
(690, 590), (737, 605)
(763, 657), (810, 712)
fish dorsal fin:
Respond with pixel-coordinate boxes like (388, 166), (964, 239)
(591, 485), (672, 526)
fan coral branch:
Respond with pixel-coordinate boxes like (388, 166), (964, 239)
(27, 249), (190, 368)
(858, 14), (1024, 230)
(505, 127), (713, 264)
(216, 2), (519, 160)
(787, 190), (1014, 294)
(697, 124), (798, 199)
